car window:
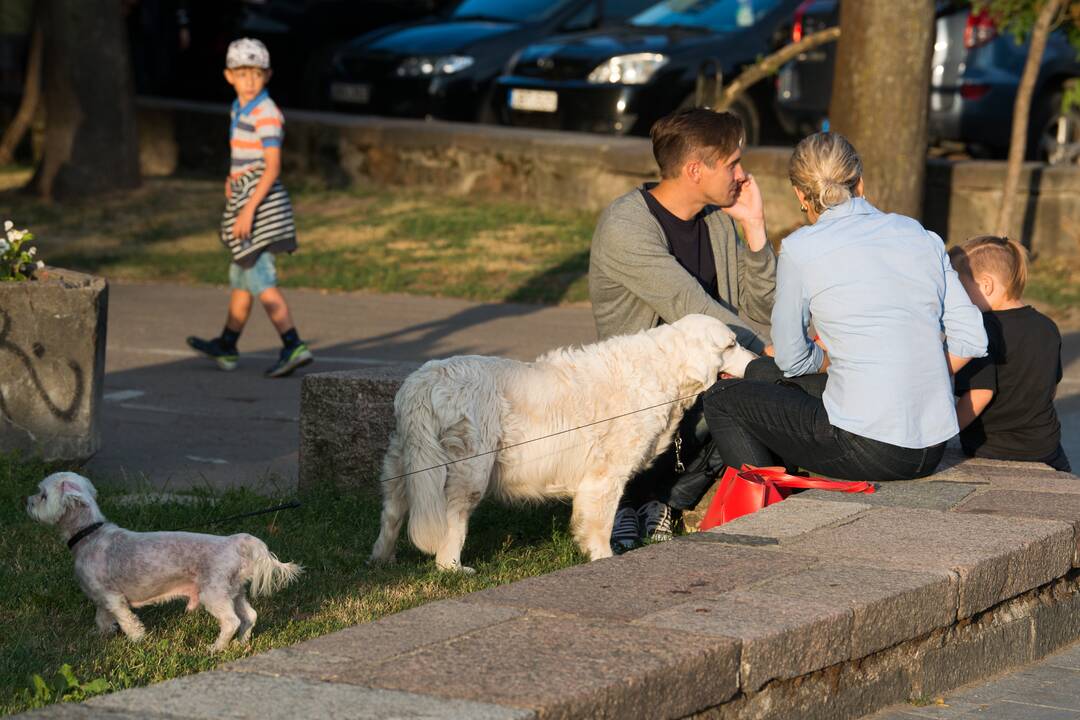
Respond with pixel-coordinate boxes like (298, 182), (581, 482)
(561, 0), (657, 29)
(449, 0), (577, 23)
(606, 0), (670, 20)
(630, 0), (783, 32)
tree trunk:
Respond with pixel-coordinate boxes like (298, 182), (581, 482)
(0, 23), (42, 166)
(31, 0), (140, 200)
(996, 0), (1065, 236)
(829, 0), (935, 218)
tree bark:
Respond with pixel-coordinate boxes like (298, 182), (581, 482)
(716, 27), (841, 112)
(0, 24), (42, 166)
(829, 0), (935, 218)
(996, 0), (1065, 236)
(31, 0), (140, 200)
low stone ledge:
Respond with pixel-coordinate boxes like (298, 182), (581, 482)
(297, 364), (418, 494)
(25, 457), (1080, 720)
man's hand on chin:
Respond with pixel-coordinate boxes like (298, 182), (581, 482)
(722, 174), (767, 252)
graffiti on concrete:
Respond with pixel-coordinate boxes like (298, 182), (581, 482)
(0, 309), (84, 423)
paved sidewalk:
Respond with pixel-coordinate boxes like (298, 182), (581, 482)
(89, 282), (595, 491)
(868, 639), (1080, 719)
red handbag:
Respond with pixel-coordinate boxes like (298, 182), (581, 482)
(698, 465), (876, 531)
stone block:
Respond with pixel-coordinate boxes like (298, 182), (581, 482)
(699, 497), (873, 545)
(0, 268), (107, 462)
(780, 507), (1073, 618)
(915, 617), (1034, 698)
(86, 671), (530, 720)
(799, 481), (977, 511)
(957, 490), (1080, 565)
(1031, 581), (1080, 660)
(731, 562), (957, 659)
(959, 473), (1080, 494)
(463, 539), (818, 621)
(692, 643), (917, 720)
(357, 613), (739, 720)
(297, 364), (418, 493)
(636, 589), (850, 691)
(228, 599), (523, 680)
(14, 706), (149, 719)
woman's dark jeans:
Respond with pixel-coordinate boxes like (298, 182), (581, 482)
(702, 373), (946, 481)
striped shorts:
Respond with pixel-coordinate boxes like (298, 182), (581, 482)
(220, 167), (296, 267)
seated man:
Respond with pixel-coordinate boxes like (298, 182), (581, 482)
(588, 107), (777, 552)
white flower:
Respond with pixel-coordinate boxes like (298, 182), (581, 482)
(28, 247), (35, 256)
(10, 229), (24, 242)
(36, 260), (44, 269)
(3, 221), (11, 232)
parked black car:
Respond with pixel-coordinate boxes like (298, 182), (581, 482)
(776, 0), (1080, 164)
(123, 0), (448, 108)
(493, 0), (803, 142)
(328, 0), (659, 122)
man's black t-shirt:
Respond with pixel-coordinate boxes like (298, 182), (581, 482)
(954, 306), (1063, 461)
(640, 188), (719, 300)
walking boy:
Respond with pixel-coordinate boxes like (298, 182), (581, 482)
(187, 37), (313, 378)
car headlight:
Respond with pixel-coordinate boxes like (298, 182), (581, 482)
(396, 55), (475, 77)
(587, 53), (668, 85)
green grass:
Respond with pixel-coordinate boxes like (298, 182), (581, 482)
(0, 168), (596, 306)
(0, 455), (583, 716)
(3, 165), (1075, 322)
(1026, 257), (1080, 312)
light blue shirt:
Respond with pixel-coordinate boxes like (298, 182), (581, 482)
(772, 197), (987, 449)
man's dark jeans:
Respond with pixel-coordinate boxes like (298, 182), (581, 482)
(620, 398), (715, 511)
(619, 358), (826, 511)
(702, 372), (946, 481)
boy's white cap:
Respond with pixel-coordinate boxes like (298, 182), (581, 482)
(226, 38), (270, 69)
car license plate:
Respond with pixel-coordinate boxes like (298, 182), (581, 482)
(509, 89), (558, 113)
(330, 82), (371, 105)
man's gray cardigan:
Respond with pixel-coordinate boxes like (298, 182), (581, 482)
(589, 187), (777, 352)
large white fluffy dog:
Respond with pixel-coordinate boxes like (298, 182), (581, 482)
(369, 314), (757, 572)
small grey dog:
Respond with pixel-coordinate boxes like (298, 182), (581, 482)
(26, 472), (302, 652)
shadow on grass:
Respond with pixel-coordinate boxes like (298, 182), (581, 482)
(0, 453), (581, 715)
(505, 249), (590, 305)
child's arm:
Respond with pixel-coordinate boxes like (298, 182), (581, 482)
(956, 388), (994, 430)
(232, 147), (281, 240)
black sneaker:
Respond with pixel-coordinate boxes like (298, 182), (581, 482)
(639, 501), (677, 543)
(265, 343), (313, 378)
(186, 335), (239, 371)
(610, 504), (641, 554)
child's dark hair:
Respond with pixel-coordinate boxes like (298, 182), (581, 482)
(948, 235), (1028, 300)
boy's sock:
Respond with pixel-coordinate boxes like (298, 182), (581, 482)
(220, 327), (241, 352)
(280, 328), (301, 350)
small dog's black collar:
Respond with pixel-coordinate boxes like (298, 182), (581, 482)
(67, 522), (105, 550)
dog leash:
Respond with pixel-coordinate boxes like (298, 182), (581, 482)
(170, 500), (301, 532)
(379, 391), (705, 485)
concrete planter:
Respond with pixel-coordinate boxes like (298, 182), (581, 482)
(0, 268), (108, 462)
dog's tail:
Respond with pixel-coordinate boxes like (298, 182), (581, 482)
(397, 373), (452, 555)
(238, 535), (303, 598)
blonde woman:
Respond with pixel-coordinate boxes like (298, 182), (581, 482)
(702, 132), (988, 480)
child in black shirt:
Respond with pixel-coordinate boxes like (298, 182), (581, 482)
(948, 236), (1070, 472)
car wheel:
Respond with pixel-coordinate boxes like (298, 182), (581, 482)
(679, 91), (761, 146)
(475, 84), (499, 125)
(1032, 90), (1080, 165)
